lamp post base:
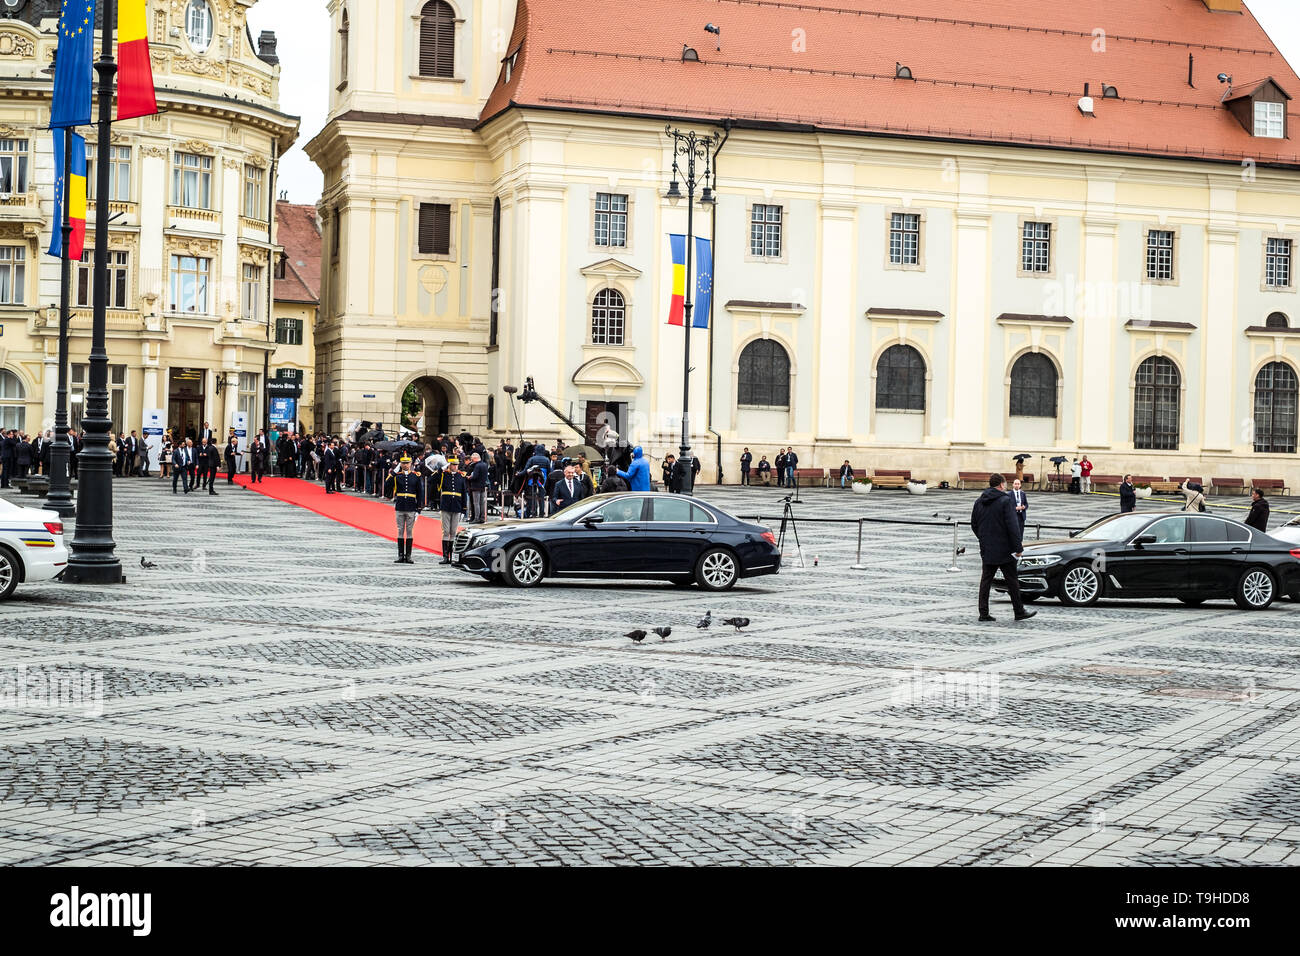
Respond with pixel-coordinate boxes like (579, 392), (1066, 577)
(43, 496), (76, 519)
(63, 558), (125, 585)
(678, 453), (695, 495)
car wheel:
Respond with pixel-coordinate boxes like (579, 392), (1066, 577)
(502, 543), (546, 588)
(0, 546), (18, 600)
(695, 548), (739, 591)
(1058, 562), (1102, 607)
(1178, 596), (1206, 606)
(1234, 567), (1276, 610)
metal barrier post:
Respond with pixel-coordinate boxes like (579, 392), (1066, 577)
(946, 521), (961, 573)
(850, 518), (868, 570)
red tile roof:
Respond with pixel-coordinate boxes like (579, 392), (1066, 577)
(274, 201), (321, 305)
(481, 0), (1300, 166)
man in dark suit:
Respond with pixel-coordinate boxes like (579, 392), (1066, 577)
(0, 429), (16, 487)
(172, 441), (193, 494)
(971, 473), (1035, 623)
(739, 448), (752, 485)
(1119, 474), (1137, 514)
(200, 421), (214, 444)
(552, 464), (587, 513)
(202, 438), (221, 495)
(249, 435), (267, 483)
(224, 435), (240, 484)
(322, 440), (341, 493)
(467, 452), (490, 522)
(1009, 477), (1029, 533)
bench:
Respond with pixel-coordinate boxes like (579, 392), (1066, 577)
(790, 468), (826, 487)
(1252, 478), (1289, 496)
(957, 471), (992, 490)
(1018, 472), (1035, 489)
(1210, 477), (1247, 495)
(1088, 474), (1123, 491)
(1045, 473), (1070, 489)
(1148, 481), (1181, 495)
(831, 467), (861, 487)
(870, 468), (912, 490)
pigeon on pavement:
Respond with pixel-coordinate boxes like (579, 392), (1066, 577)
(625, 630), (647, 644)
(721, 617), (750, 632)
(695, 611), (712, 629)
(140, 556), (157, 569)
(653, 626), (671, 642)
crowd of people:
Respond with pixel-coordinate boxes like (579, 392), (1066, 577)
(0, 429), (82, 487)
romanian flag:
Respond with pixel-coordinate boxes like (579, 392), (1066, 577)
(116, 0), (157, 120)
(48, 128), (87, 261)
(667, 233), (686, 326)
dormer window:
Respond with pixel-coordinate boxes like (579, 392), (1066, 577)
(1255, 101), (1284, 138)
(503, 50), (519, 83)
(1223, 78), (1290, 140)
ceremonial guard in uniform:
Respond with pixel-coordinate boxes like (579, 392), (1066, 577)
(435, 457), (468, 564)
(384, 455), (425, 563)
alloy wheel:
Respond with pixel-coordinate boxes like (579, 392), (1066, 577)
(510, 547), (544, 586)
(700, 551), (737, 590)
(0, 552), (13, 598)
(1062, 565), (1099, 605)
(1242, 570), (1273, 608)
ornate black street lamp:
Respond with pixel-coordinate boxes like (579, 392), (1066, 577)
(664, 124), (721, 495)
(65, 0), (122, 584)
(42, 55), (74, 519)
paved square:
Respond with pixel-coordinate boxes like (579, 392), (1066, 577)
(2, 478), (1298, 866)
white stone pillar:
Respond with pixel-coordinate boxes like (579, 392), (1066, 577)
(1203, 226), (1238, 452)
(815, 200), (856, 441)
(1079, 218), (1119, 448)
(950, 211), (991, 444)
(513, 181), (567, 436)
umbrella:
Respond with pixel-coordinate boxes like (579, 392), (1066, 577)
(377, 439), (424, 454)
(560, 444), (604, 462)
(1012, 453), (1033, 462)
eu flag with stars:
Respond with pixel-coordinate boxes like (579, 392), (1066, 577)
(50, 0), (97, 129)
(693, 236), (713, 329)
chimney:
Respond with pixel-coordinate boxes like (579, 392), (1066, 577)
(1200, 0), (1241, 11)
(257, 30), (280, 65)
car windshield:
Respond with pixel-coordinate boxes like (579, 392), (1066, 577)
(1072, 514), (1162, 541)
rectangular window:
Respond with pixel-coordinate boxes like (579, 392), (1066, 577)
(169, 255), (211, 313)
(75, 250), (129, 308)
(275, 316), (303, 345)
(418, 202), (451, 255)
(750, 204), (782, 258)
(238, 372), (259, 425)
(1146, 229), (1174, 281)
(241, 263), (262, 321)
(1021, 221), (1051, 273)
(243, 165), (264, 220)
(171, 151), (212, 209)
(274, 253), (286, 280)
(889, 213), (920, 265)
(0, 246), (25, 304)
(594, 193), (628, 248)
(70, 363), (127, 429)
(1254, 101), (1284, 138)
(87, 144), (131, 202)
(1266, 238), (1292, 288)
(0, 138), (29, 194)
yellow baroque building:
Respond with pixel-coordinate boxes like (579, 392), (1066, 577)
(308, 0), (1300, 488)
(0, 0), (297, 446)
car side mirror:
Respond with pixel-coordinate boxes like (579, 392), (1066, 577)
(1133, 534), (1157, 547)
(582, 514), (604, 526)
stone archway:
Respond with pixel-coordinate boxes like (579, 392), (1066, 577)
(406, 375), (459, 444)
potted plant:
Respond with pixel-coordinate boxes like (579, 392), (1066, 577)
(1134, 483), (1153, 499)
(906, 478), (928, 495)
(852, 476), (872, 495)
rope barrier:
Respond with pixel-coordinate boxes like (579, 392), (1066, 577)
(1084, 491), (1300, 516)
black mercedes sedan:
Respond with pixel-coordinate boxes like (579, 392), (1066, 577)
(452, 492), (781, 589)
(996, 511), (1300, 610)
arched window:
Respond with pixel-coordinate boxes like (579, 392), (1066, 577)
(591, 289), (625, 346)
(1254, 361), (1298, 454)
(1009, 352), (1058, 418)
(419, 1), (456, 78)
(1266, 311), (1290, 329)
(489, 197), (500, 347)
(0, 368), (25, 431)
(185, 0), (213, 54)
(1134, 356), (1180, 450)
(738, 339), (791, 408)
(875, 344), (925, 411)
(339, 10), (349, 87)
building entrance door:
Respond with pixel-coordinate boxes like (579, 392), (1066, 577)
(168, 368), (205, 443)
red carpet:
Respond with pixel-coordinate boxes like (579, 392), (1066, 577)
(233, 476), (444, 554)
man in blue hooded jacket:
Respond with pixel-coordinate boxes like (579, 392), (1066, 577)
(617, 446), (651, 491)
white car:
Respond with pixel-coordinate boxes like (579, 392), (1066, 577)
(0, 496), (69, 599)
(1273, 514), (1300, 548)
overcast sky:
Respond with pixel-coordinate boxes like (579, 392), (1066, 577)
(246, 0), (1300, 205)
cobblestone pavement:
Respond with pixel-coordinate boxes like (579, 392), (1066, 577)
(2, 477), (1299, 866)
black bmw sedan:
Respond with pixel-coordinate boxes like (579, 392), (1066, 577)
(452, 492), (781, 589)
(997, 511), (1300, 610)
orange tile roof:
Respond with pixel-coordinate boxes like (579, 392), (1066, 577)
(481, 0), (1300, 166)
(274, 201), (321, 305)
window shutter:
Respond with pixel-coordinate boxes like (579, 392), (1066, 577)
(419, 203), (451, 255)
(419, 1), (455, 78)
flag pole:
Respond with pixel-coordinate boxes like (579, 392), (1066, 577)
(65, 0), (122, 584)
(44, 125), (76, 518)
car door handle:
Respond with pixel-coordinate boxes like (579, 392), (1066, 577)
(1230, 548), (1245, 554)
(1173, 549), (1188, 554)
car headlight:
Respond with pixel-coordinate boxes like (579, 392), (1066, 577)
(470, 533), (500, 547)
(1018, 554), (1062, 568)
